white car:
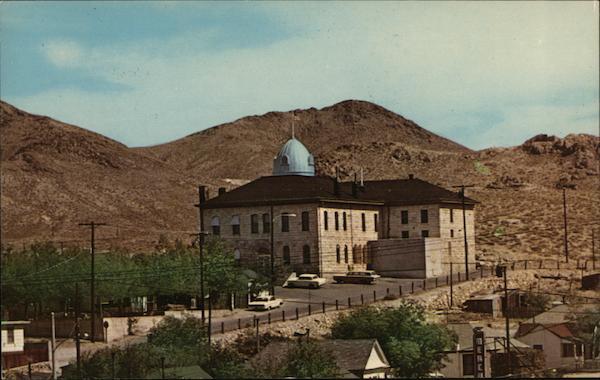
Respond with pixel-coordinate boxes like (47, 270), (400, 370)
(286, 274), (327, 289)
(248, 295), (283, 311)
(349, 270), (381, 279)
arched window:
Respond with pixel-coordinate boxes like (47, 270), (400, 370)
(323, 211), (329, 230)
(303, 245), (311, 264)
(283, 246), (291, 265)
(344, 245), (348, 263)
(334, 212), (339, 231)
(211, 216), (220, 235)
(281, 155), (289, 166)
(342, 212), (347, 231)
(336, 245), (341, 263)
(231, 215), (240, 235)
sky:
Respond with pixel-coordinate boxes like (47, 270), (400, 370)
(1, 1), (598, 150)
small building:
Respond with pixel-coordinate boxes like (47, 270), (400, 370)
(251, 339), (390, 378)
(515, 322), (584, 371)
(463, 294), (503, 318)
(581, 273), (600, 290)
(440, 322), (533, 378)
(2, 321), (49, 370)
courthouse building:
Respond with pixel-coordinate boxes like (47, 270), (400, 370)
(200, 137), (477, 280)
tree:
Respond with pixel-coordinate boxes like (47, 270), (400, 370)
(283, 341), (340, 378)
(569, 304), (600, 359)
(331, 302), (456, 378)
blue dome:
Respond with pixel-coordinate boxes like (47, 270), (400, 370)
(272, 138), (315, 176)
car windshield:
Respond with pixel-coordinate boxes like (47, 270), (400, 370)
(255, 296), (269, 301)
(299, 275), (314, 280)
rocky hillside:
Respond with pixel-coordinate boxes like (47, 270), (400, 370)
(1, 100), (598, 259)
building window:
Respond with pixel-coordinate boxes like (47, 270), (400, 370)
(533, 344), (543, 351)
(450, 209), (454, 223)
(233, 249), (241, 263)
(402, 231), (409, 239)
(324, 211), (328, 230)
(576, 343), (583, 357)
(462, 353), (474, 376)
(336, 245), (341, 263)
(211, 216), (220, 235)
(361, 213), (366, 231)
(344, 245), (349, 263)
(374, 214), (378, 232)
(302, 211), (310, 231)
(562, 343), (575, 357)
(283, 246), (291, 265)
(231, 215), (240, 235)
(281, 155), (289, 166)
(7, 328), (14, 344)
(422, 230), (429, 238)
(343, 212), (347, 231)
(421, 209), (429, 223)
(262, 213), (271, 234)
(335, 212), (339, 230)
(450, 229), (454, 238)
(303, 245), (311, 264)
(281, 214), (290, 232)
(251, 214), (259, 234)
(401, 210), (409, 224)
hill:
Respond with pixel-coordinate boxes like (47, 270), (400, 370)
(1, 100), (598, 260)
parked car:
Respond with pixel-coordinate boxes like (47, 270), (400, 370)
(334, 270), (380, 284)
(248, 295), (283, 311)
(285, 274), (327, 289)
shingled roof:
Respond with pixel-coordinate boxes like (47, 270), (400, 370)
(203, 175), (477, 208)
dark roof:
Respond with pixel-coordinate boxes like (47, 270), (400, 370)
(251, 339), (389, 376)
(203, 175), (477, 209)
(516, 323), (579, 341)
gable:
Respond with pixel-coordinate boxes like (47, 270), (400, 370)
(365, 345), (390, 370)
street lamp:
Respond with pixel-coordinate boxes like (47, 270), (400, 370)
(270, 209), (296, 296)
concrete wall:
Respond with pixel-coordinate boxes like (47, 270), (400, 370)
(369, 239), (426, 278)
(1, 328), (25, 353)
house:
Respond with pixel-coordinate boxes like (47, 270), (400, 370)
(463, 289), (527, 318)
(251, 339), (391, 378)
(515, 322), (584, 371)
(200, 136), (478, 280)
(1, 321), (49, 370)
(440, 322), (534, 378)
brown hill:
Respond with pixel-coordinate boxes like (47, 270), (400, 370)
(0, 101), (201, 249)
(1, 100), (599, 260)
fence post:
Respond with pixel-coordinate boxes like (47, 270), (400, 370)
(373, 290), (377, 302)
(557, 260), (560, 269)
(423, 279), (426, 290)
(282, 310), (285, 322)
(308, 304), (311, 316)
(446, 275), (449, 285)
(335, 299), (339, 310)
(296, 308), (299, 320)
(539, 260), (542, 269)
(480, 266), (484, 277)
(386, 288), (390, 295)
(348, 297), (352, 308)
(322, 301), (326, 314)
(411, 282), (414, 293)
(268, 313), (271, 324)
(221, 322), (225, 334)
(399, 285), (403, 296)
(458, 272), (461, 282)
(361, 294), (364, 305)
(435, 277), (438, 288)
(525, 260), (528, 270)
(238, 318), (241, 330)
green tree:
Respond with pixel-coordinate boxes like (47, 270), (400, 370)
(283, 341), (340, 378)
(331, 302), (456, 378)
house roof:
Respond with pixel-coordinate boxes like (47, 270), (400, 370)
(447, 322), (529, 352)
(515, 323), (578, 341)
(1, 320), (30, 328)
(524, 303), (598, 324)
(251, 339), (389, 376)
(203, 175), (477, 209)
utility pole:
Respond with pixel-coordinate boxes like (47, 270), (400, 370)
(51, 312), (56, 380)
(496, 265), (511, 376)
(75, 283), (81, 377)
(208, 292), (212, 346)
(592, 229), (596, 270)
(79, 222), (106, 343)
(450, 261), (454, 307)
(270, 205), (275, 296)
(453, 185), (474, 280)
(563, 187), (569, 263)
(194, 186), (207, 325)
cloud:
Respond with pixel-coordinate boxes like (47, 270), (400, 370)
(7, 2), (599, 149)
(41, 40), (83, 68)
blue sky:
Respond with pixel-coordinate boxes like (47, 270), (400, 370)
(1, 1), (598, 149)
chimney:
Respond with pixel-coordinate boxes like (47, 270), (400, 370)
(408, 174), (414, 180)
(218, 187), (227, 196)
(333, 167), (340, 196)
(198, 185), (207, 204)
